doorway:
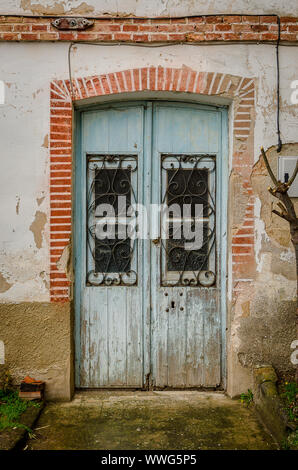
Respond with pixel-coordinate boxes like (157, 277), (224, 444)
(74, 101), (227, 389)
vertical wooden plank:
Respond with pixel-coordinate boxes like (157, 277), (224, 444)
(107, 287), (127, 386)
(142, 103), (152, 385)
(185, 287), (204, 387)
(126, 287), (143, 385)
(88, 287), (109, 386)
(153, 288), (169, 387)
(203, 289), (221, 386)
(167, 287), (187, 387)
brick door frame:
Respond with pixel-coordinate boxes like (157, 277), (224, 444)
(50, 66), (256, 393)
(49, 68), (256, 323)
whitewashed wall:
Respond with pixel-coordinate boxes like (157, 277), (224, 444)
(0, 40), (297, 301)
(0, 0), (298, 17)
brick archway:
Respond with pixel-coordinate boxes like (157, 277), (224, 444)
(49, 67), (255, 302)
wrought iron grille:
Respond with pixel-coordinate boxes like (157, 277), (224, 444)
(160, 154), (216, 287)
(86, 154), (138, 286)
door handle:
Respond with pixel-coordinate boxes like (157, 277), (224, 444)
(152, 238), (160, 245)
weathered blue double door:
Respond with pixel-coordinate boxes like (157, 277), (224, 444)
(75, 101), (226, 388)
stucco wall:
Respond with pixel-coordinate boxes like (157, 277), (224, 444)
(1, 0), (298, 17)
(0, 302), (73, 400)
(0, 38), (297, 398)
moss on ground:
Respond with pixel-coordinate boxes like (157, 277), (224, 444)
(27, 391), (276, 450)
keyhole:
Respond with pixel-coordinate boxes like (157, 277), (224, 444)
(171, 301), (175, 308)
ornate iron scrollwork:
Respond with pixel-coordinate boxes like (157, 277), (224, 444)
(87, 154), (137, 286)
(161, 154), (216, 287)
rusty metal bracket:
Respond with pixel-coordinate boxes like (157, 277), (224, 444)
(51, 17), (94, 30)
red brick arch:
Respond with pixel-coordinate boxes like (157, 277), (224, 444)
(49, 67), (255, 302)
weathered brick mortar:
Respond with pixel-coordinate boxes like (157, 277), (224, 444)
(0, 15), (297, 42)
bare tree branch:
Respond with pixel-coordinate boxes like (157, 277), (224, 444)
(261, 146), (279, 186)
(272, 209), (293, 222)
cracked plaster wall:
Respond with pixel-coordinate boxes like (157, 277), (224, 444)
(0, 35), (297, 397)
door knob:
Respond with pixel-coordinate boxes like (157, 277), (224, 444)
(152, 238), (160, 245)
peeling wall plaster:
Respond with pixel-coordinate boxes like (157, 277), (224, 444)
(0, 272), (12, 293)
(29, 210), (47, 249)
(1, 0), (298, 17)
(0, 41), (297, 304)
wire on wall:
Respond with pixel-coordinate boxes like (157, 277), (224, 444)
(276, 16), (282, 152)
(67, 14), (286, 152)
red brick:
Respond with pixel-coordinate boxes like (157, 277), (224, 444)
(50, 217), (71, 224)
(50, 233), (71, 240)
(205, 33), (223, 40)
(123, 24), (139, 32)
(195, 24), (214, 32)
(232, 24), (252, 32)
(232, 245), (254, 254)
(13, 24), (31, 32)
(261, 32), (279, 40)
(215, 24), (232, 31)
(262, 16), (278, 23)
(50, 187), (71, 193)
(20, 33), (39, 40)
(223, 16), (242, 23)
(0, 25), (13, 31)
(0, 32), (19, 40)
(232, 236), (254, 244)
(223, 33), (239, 40)
(205, 16), (223, 24)
(176, 24), (195, 32)
(40, 33), (58, 40)
(186, 33), (205, 42)
(76, 33), (98, 40)
(132, 34), (149, 41)
(251, 25), (268, 32)
(242, 16), (260, 24)
(280, 32), (297, 40)
(50, 281), (70, 287)
(50, 178), (71, 186)
(241, 32), (260, 40)
(58, 32), (76, 40)
(113, 33), (132, 41)
(31, 24), (48, 31)
(50, 273), (67, 279)
(51, 210), (71, 217)
(51, 224), (71, 232)
(188, 17), (204, 23)
(92, 24), (120, 32)
(167, 33), (187, 41)
(280, 17), (297, 23)
(50, 108), (72, 117)
(51, 117), (72, 125)
(51, 201), (71, 208)
(51, 171), (71, 178)
(150, 34), (169, 41)
(150, 18), (171, 24)
(170, 18), (187, 23)
(139, 25), (160, 32)
(0, 16), (23, 23)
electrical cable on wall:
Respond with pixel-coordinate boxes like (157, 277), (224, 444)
(66, 13), (286, 152)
